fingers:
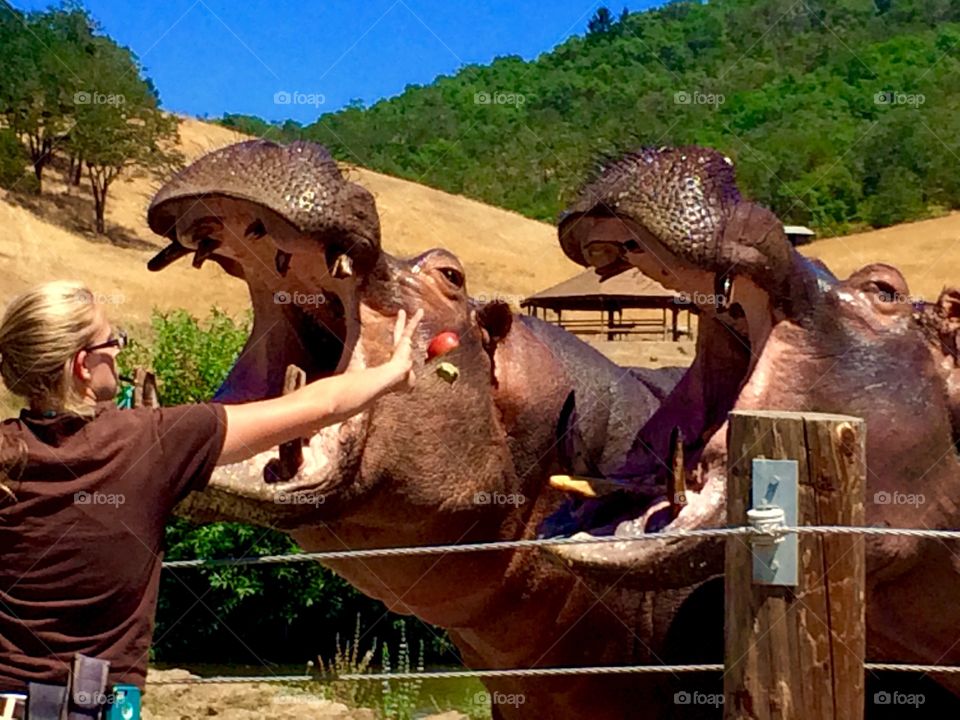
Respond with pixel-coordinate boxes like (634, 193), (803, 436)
(393, 308), (406, 348)
(401, 308), (424, 343)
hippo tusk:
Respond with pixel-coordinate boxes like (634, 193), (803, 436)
(263, 364), (308, 484)
(193, 237), (222, 269)
(667, 427), (686, 520)
(331, 253), (353, 279)
(147, 241), (192, 272)
(549, 474), (628, 498)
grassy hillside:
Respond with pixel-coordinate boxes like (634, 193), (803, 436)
(1, 117), (576, 309)
(224, 0), (960, 235)
(0, 117), (578, 413)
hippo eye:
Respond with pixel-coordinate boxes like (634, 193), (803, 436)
(871, 281), (899, 303)
(440, 267), (464, 289)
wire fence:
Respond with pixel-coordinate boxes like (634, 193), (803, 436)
(155, 522), (960, 686)
(147, 663), (960, 686)
(162, 524), (960, 569)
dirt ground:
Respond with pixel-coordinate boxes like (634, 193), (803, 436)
(143, 669), (471, 720)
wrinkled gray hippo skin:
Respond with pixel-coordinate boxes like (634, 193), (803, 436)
(146, 139), (726, 719)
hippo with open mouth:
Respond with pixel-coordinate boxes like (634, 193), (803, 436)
(145, 140), (717, 719)
(553, 146), (960, 712)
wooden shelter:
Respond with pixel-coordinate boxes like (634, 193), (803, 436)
(785, 225), (816, 246)
(520, 268), (693, 341)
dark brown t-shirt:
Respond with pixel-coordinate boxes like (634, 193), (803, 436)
(0, 402), (227, 693)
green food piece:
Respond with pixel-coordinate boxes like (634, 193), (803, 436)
(435, 361), (460, 384)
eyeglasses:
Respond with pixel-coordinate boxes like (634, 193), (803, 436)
(84, 329), (128, 353)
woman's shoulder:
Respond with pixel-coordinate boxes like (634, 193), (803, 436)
(117, 402), (227, 444)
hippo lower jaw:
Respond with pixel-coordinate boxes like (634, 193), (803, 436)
(540, 252), (831, 586)
(539, 294), (760, 587)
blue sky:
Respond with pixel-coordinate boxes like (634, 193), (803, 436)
(15, 0), (658, 123)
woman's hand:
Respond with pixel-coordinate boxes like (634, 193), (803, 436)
(388, 308), (424, 391)
(219, 307), (424, 465)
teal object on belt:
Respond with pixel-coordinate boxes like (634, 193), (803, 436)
(105, 685), (141, 720)
(115, 384), (135, 410)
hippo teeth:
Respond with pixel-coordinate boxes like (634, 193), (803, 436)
(331, 253), (353, 279)
(263, 364), (308, 484)
(275, 249), (293, 276)
(549, 474), (626, 498)
(192, 237), (222, 268)
(667, 427), (687, 520)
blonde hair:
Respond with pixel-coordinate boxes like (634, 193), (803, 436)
(0, 280), (104, 417)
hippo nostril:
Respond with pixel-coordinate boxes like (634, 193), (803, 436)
(245, 219), (267, 239)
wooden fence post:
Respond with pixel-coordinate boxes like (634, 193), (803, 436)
(132, 368), (159, 408)
(724, 410), (866, 720)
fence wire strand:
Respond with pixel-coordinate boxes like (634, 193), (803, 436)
(147, 663), (960, 686)
(162, 524), (960, 569)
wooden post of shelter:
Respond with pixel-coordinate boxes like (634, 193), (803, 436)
(724, 410), (866, 720)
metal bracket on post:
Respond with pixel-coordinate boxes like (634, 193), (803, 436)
(748, 458), (798, 586)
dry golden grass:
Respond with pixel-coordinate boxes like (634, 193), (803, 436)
(800, 212), (960, 301)
(0, 117), (576, 317)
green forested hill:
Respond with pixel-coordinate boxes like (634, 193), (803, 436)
(222, 0), (960, 233)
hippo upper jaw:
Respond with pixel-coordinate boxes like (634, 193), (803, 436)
(145, 140), (383, 404)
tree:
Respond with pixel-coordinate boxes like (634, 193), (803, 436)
(67, 38), (182, 234)
(587, 7), (616, 35)
(0, 4), (95, 193)
(215, 0), (960, 233)
(0, 129), (30, 190)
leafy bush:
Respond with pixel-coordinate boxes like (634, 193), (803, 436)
(120, 307), (251, 404)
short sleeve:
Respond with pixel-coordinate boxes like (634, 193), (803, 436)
(153, 403), (227, 505)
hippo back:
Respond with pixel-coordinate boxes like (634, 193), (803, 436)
(514, 315), (683, 472)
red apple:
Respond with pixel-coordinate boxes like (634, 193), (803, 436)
(427, 331), (460, 360)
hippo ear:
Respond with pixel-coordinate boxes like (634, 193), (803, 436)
(476, 301), (513, 348)
(938, 288), (960, 322)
